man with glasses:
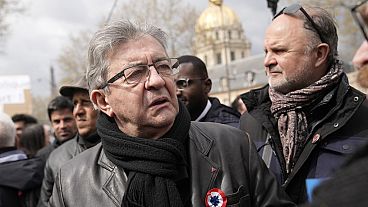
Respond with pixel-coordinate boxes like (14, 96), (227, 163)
(176, 55), (240, 128)
(239, 3), (368, 204)
(49, 20), (295, 207)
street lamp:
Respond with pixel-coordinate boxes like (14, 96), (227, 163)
(267, 0), (279, 16)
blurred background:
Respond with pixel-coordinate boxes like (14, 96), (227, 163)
(0, 0), (363, 122)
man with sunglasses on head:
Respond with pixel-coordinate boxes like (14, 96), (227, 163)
(239, 3), (368, 204)
(303, 1), (368, 206)
(49, 20), (295, 207)
(176, 55), (240, 128)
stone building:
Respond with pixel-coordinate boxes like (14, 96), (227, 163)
(194, 0), (266, 105)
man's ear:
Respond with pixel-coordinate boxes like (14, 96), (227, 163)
(315, 43), (330, 68)
(204, 78), (212, 94)
(90, 90), (114, 117)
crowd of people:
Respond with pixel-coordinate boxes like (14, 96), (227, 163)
(1, 2), (368, 207)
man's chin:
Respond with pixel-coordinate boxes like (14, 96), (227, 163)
(59, 136), (73, 142)
(269, 82), (293, 94)
(150, 111), (176, 127)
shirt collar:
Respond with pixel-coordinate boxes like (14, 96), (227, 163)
(195, 100), (212, 121)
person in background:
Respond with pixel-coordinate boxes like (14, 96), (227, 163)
(11, 113), (38, 149)
(36, 96), (77, 162)
(38, 76), (100, 207)
(176, 55), (240, 127)
(231, 95), (247, 115)
(19, 124), (47, 158)
(304, 1), (368, 206)
(49, 20), (294, 207)
(0, 112), (43, 207)
(352, 0), (368, 90)
(42, 124), (54, 145)
(239, 3), (368, 204)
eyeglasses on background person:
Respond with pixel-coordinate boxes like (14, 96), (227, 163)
(175, 78), (208, 91)
(351, 0), (368, 41)
(273, 3), (326, 44)
(99, 58), (180, 89)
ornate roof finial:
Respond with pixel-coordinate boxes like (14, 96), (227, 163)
(209, 0), (223, 6)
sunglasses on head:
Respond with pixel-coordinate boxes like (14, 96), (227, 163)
(273, 3), (325, 44)
(351, 0), (368, 41)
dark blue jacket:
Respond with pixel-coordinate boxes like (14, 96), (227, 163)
(305, 142), (368, 206)
(239, 75), (368, 204)
(200, 97), (240, 128)
(0, 149), (44, 207)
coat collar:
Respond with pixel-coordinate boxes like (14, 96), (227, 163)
(95, 122), (222, 207)
(98, 148), (128, 207)
(189, 122), (221, 204)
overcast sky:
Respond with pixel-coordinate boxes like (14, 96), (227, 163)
(0, 0), (290, 97)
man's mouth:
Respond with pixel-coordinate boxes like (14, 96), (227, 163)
(149, 97), (169, 107)
(59, 132), (70, 137)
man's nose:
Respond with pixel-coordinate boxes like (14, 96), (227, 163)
(60, 120), (67, 128)
(264, 52), (277, 69)
(145, 66), (165, 89)
(73, 103), (84, 116)
(176, 87), (183, 96)
(353, 41), (368, 69)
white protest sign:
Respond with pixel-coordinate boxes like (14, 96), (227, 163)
(0, 75), (31, 104)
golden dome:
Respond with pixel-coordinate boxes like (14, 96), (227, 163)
(195, 1), (241, 32)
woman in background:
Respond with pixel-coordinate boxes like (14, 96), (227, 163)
(19, 124), (47, 158)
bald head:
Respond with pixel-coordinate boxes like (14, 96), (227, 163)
(0, 112), (16, 148)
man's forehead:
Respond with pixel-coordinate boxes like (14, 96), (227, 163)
(265, 15), (305, 42)
(14, 121), (25, 127)
(177, 63), (196, 77)
(72, 90), (89, 100)
(114, 36), (165, 56)
(51, 109), (73, 119)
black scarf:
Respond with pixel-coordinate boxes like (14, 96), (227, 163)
(97, 101), (191, 207)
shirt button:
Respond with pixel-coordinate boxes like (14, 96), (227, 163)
(342, 144), (350, 150)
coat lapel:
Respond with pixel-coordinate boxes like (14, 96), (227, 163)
(189, 122), (220, 205)
(98, 150), (128, 207)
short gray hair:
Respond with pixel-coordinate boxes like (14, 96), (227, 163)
(294, 5), (338, 66)
(0, 112), (16, 147)
(86, 20), (168, 93)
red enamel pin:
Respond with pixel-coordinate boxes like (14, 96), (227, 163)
(205, 188), (227, 207)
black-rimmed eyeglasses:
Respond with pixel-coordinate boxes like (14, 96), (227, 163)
(99, 58), (180, 89)
(351, 0), (368, 41)
(273, 4), (326, 44)
(175, 78), (207, 90)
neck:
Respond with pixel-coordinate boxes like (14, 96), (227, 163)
(116, 120), (174, 139)
(190, 102), (208, 121)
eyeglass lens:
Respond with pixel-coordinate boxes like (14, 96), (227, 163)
(123, 58), (179, 84)
(176, 79), (188, 89)
(352, 1), (368, 41)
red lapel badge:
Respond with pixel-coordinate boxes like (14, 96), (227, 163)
(205, 188), (227, 207)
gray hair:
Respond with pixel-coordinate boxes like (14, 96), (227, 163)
(86, 20), (168, 93)
(294, 5), (338, 66)
(0, 112), (16, 148)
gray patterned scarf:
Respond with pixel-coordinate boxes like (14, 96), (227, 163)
(269, 60), (343, 173)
